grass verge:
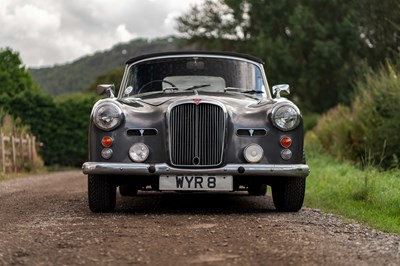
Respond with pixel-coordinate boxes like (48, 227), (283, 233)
(304, 152), (400, 234)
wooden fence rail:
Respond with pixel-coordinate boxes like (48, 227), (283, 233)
(0, 133), (37, 173)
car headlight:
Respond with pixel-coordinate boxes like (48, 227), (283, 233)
(93, 102), (123, 131)
(271, 104), (301, 131)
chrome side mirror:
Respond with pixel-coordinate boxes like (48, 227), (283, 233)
(272, 84), (290, 99)
(97, 84), (115, 98)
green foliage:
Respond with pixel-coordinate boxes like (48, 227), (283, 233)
(305, 153), (400, 234)
(358, 0), (400, 66)
(177, 0), (362, 112)
(53, 94), (97, 166)
(0, 46), (98, 167)
(0, 88), (97, 167)
(307, 60), (400, 168)
(1, 90), (58, 165)
(352, 61), (400, 168)
(86, 67), (125, 95)
(306, 105), (354, 160)
(0, 47), (40, 96)
(177, 0), (400, 113)
(302, 112), (319, 132)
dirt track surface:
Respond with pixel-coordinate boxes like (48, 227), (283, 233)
(0, 171), (399, 266)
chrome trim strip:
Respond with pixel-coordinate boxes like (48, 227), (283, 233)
(127, 128), (159, 136)
(236, 128), (268, 137)
(82, 162), (310, 178)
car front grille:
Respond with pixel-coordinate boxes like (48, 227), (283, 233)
(169, 102), (225, 167)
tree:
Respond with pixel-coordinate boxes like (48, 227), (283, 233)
(0, 47), (40, 96)
(358, 0), (400, 66)
(86, 67), (125, 95)
(0, 47), (97, 166)
(177, 0), (386, 113)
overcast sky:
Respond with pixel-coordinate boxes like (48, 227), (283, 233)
(0, 0), (203, 67)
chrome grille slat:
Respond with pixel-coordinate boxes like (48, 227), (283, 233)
(169, 102), (225, 167)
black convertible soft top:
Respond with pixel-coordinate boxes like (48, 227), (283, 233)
(126, 51), (264, 65)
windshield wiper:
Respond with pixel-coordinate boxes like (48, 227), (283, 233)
(225, 87), (240, 92)
(162, 87), (179, 92)
(241, 90), (264, 94)
(185, 84), (211, 90)
(225, 87), (264, 94)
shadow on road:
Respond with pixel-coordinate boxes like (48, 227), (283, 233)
(115, 191), (277, 215)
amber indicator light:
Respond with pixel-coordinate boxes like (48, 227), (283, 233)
(280, 136), (292, 148)
(101, 136), (113, 147)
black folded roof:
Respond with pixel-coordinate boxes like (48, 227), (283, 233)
(126, 51), (264, 64)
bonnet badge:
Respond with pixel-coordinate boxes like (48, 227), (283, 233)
(193, 99), (202, 105)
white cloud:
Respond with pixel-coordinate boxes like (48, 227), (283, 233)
(164, 11), (181, 31)
(0, 0), (204, 67)
(116, 24), (137, 42)
(0, 3), (60, 39)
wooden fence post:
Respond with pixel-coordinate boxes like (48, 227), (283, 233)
(0, 132), (4, 173)
(11, 135), (16, 173)
(0, 133), (37, 174)
(32, 136), (37, 162)
(27, 134), (32, 163)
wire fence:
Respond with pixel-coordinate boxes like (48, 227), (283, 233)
(0, 132), (38, 173)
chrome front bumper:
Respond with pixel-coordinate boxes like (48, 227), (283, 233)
(82, 162), (310, 178)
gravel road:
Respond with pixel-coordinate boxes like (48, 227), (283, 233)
(0, 171), (399, 266)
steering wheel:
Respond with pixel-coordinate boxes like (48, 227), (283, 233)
(138, 80), (177, 94)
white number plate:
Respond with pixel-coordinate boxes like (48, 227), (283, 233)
(159, 175), (233, 191)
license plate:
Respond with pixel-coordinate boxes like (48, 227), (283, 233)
(159, 175), (233, 191)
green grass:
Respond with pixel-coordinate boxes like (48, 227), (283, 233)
(304, 152), (400, 234)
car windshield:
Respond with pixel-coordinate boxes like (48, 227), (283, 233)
(120, 56), (266, 97)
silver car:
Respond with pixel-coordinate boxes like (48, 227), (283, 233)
(82, 51), (310, 212)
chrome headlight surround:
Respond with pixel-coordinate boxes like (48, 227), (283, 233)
(92, 101), (123, 131)
(271, 103), (301, 132)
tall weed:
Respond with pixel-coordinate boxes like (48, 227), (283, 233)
(306, 59), (400, 168)
(0, 109), (45, 173)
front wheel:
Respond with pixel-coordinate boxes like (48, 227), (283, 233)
(272, 177), (306, 212)
(88, 175), (116, 212)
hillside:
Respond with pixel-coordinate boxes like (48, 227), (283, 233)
(29, 37), (192, 96)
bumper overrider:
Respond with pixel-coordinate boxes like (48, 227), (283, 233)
(82, 162), (310, 177)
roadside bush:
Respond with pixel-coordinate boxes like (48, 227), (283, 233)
(54, 93), (97, 166)
(306, 105), (354, 159)
(1, 90), (97, 167)
(307, 60), (400, 168)
(352, 63), (400, 168)
(302, 112), (319, 132)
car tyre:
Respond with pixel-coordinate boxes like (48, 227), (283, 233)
(88, 175), (116, 212)
(272, 177), (305, 212)
(248, 184), (267, 196)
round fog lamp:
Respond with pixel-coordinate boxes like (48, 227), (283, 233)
(101, 148), (113, 159)
(244, 144), (264, 163)
(129, 143), (149, 162)
(281, 149), (292, 160)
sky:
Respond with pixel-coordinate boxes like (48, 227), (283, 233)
(0, 0), (203, 67)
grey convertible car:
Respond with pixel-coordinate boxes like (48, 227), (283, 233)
(82, 51), (310, 212)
